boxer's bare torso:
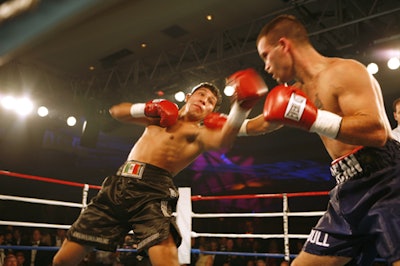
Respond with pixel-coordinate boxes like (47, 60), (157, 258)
(127, 120), (209, 176)
(293, 57), (393, 159)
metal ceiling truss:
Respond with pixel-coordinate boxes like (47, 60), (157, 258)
(74, 0), (399, 102)
(2, 0), (400, 105)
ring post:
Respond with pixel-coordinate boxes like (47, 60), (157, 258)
(177, 187), (192, 265)
(283, 193), (290, 262)
(81, 183), (89, 212)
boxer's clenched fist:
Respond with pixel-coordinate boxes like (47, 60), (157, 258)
(144, 99), (179, 127)
(129, 99), (179, 127)
(226, 68), (269, 109)
(203, 112), (227, 130)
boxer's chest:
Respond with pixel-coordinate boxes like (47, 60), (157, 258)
(168, 122), (200, 144)
(298, 82), (327, 109)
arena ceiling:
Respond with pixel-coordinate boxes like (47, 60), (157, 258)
(0, 0), (400, 194)
(1, 0), (399, 104)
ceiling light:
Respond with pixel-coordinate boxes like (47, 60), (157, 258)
(224, 85), (235, 96)
(67, 116), (77, 127)
(366, 63), (378, 75)
(1, 95), (15, 110)
(15, 98), (33, 116)
(37, 106), (49, 117)
(206, 14), (213, 21)
(387, 57), (400, 70)
(175, 91), (185, 102)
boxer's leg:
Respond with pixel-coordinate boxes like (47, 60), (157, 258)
(292, 251), (351, 266)
(148, 234), (179, 266)
(52, 239), (93, 266)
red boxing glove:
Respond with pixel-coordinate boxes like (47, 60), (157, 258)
(226, 68), (269, 109)
(203, 112), (227, 130)
(263, 85), (342, 138)
(145, 99), (179, 127)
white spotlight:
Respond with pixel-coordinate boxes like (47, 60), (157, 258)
(224, 85), (235, 96)
(1, 95), (16, 110)
(37, 106), (49, 117)
(367, 63), (379, 75)
(387, 57), (400, 70)
(15, 97), (33, 116)
(174, 91), (186, 102)
(67, 116), (77, 126)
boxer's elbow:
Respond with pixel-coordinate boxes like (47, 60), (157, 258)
(366, 120), (389, 147)
(374, 127), (390, 147)
(109, 103), (131, 120)
(109, 104), (121, 118)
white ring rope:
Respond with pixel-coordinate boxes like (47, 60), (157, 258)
(191, 232), (309, 239)
(0, 194), (83, 208)
(191, 211), (324, 218)
(0, 220), (70, 229)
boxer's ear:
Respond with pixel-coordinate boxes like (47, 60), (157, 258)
(184, 93), (192, 103)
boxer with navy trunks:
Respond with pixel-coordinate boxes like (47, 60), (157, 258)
(52, 69), (269, 266)
(304, 139), (400, 265)
(239, 14), (400, 265)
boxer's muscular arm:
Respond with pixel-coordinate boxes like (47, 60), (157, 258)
(328, 60), (389, 146)
(109, 102), (153, 125)
(239, 115), (283, 136)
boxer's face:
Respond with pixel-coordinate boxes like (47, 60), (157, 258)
(257, 36), (294, 84)
(185, 87), (217, 119)
(394, 102), (400, 124)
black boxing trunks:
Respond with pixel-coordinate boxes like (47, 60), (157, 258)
(67, 160), (181, 252)
(303, 139), (400, 265)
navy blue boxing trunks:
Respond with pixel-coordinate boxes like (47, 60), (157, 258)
(303, 139), (400, 265)
(67, 160), (182, 252)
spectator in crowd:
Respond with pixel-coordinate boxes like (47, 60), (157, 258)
(14, 252), (25, 266)
(255, 259), (266, 266)
(392, 97), (400, 142)
(264, 240), (281, 266)
(0, 232), (6, 266)
(116, 235), (136, 266)
(11, 229), (23, 247)
(24, 229), (52, 266)
(3, 254), (17, 266)
(195, 241), (214, 266)
(53, 229), (66, 248)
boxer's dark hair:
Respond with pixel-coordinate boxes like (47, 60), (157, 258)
(257, 14), (309, 46)
(393, 97), (400, 112)
(191, 82), (222, 111)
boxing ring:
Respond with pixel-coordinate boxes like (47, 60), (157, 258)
(0, 170), (385, 264)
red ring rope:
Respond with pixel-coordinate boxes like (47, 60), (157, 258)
(0, 170), (329, 199)
(0, 170), (102, 190)
(191, 191), (328, 201)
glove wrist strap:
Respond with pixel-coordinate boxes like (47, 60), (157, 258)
(237, 119), (249, 136)
(311, 110), (342, 139)
(129, 103), (146, 118)
(227, 102), (251, 128)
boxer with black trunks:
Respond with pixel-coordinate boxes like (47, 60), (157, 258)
(67, 161), (180, 253)
(238, 14), (400, 266)
(52, 69), (269, 266)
